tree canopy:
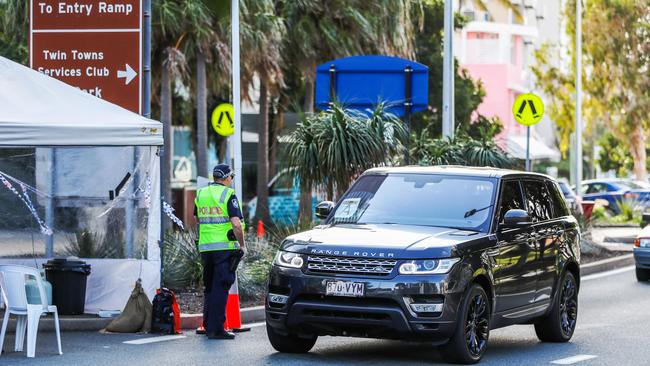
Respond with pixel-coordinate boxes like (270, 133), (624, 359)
(533, 0), (649, 179)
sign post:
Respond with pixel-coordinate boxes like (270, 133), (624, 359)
(512, 93), (545, 171)
(30, 0), (143, 114)
(211, 103), (235, 137)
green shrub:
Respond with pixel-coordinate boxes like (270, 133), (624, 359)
(237, 221), (317, 304)
(236, 234), (277, 304)
(162, 228), (203, 291)
(591, 206), (607, 221)
(63, 229), (125, 258)
(410, 135), (515, 169)
(592, 198), (643, 226)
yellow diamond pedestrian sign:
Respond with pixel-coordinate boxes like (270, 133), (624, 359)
(512, 93), (544, 127)
(211, 103), (235, 137)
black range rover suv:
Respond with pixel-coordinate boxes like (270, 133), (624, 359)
(265, 166), (580, 364)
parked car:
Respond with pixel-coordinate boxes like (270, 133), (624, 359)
(247, 169), (323, 225)
(579, 178), (650, 214)
(558, 180), (583, 216)
(266, 166), (581, 364)
(634, 221), (650, 281)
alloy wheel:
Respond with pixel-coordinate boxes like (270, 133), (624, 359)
(559, 276), (578, 337)
(465, 292), (489, 357)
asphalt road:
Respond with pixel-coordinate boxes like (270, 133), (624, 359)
(1, 266), (648, 366)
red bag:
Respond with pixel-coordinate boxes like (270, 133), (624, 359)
(151, 288), (181, 334)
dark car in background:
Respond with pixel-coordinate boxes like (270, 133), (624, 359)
(634, 224), (650, 282)
(579, 178), (650, 214)
(265, 167), (581, 364)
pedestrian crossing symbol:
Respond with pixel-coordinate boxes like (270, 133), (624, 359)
(211, 103), (235, 136)
(512, 93), (544, 127)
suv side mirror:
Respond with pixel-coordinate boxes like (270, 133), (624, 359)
(501, 209), (532, 228)
(315, 201), (335, 220)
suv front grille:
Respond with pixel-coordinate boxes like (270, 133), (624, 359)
(306, 255), (397, 276)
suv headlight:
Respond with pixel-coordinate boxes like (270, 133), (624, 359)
(273, 251), (304, 269)
(398, 258), (460, 275)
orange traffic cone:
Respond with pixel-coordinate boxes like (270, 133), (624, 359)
(257, 220), (265, 239)
(223, 277), (250, 332)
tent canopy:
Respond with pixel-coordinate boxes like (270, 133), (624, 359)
(505, 135), (561, 162)
(0, 56), (162, 146)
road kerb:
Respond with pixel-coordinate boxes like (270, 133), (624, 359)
(580, 254), (634, 276)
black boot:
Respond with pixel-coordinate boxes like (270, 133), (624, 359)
(207, 330), (236, 340)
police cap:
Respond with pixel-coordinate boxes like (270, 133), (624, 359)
(213, 164), (234, 180)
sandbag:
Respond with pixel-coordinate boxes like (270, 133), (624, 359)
(105, 280), (152, 333)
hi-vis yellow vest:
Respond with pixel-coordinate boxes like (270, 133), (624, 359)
(195, 184), (244, 252)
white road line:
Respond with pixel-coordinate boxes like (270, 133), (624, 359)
(550, 354), (598, 364)
(582, 265), (635, 281)
(123, 335), (186, 345)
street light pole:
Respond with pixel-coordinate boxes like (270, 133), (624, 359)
(575, 0), (583, 197)
(231, 0), (243, 200)
(442, 0), (454, 138)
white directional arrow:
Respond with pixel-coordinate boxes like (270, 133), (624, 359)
(117, 64), (137, 85)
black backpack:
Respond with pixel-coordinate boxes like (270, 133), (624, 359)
(151, 288), (179, 334)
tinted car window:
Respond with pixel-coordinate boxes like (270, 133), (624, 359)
(584, 183), (610, 194)
(498, 180), (525, 223)
(547, 181), (570, 218)
(523, 180), (553, 222)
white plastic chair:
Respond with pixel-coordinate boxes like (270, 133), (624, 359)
(0, 265), (62, 358)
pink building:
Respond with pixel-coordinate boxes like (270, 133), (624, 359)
(455, 2), (560, 161)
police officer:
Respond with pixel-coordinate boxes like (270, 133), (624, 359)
(194, 164), (246, 340)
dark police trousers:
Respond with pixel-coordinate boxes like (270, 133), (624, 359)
(202, 250), (236, 334)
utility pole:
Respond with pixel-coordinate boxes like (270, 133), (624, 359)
(442, 0), (455, 138)
(575, 0), (583, 197)
(231, 0), (243, 199)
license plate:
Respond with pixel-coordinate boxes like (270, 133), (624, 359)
(326, 281), (365, 297)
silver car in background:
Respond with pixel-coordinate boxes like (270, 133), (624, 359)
(558, 181), (583, 216)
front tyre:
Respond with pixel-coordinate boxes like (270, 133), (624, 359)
(636, 267), (650, 282)
(442, 284), (490, 364)
(266, 322), (317, 353)
(535, 271), (578, 342)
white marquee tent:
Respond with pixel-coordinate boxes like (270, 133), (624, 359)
(0, 56), (163, 312)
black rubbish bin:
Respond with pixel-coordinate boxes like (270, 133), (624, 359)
(43, 258), (91, 315)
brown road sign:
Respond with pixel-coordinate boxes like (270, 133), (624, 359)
(30, 0), (142, 114)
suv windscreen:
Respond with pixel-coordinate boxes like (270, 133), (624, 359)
(330, 174), (496, 232)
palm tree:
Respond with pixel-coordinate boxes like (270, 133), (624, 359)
(278, 0), (377, 113)
(152, 0), (185, 211)
(177, 0), (215, 178)
(240, 0), (286, 225)
(359, 0), (424, 58)
(0, 0), (28, 64)
(278, 0), (423, 223)
(288, 103), (407, 202)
